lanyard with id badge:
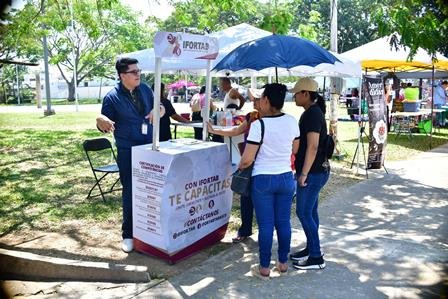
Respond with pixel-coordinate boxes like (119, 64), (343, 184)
(141, 119), (149, 135)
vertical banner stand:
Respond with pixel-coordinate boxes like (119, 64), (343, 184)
(352, 77), (368, 178)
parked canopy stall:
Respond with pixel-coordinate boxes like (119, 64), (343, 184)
(341, 34), (448, 148)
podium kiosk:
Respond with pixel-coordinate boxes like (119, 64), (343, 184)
(131, 139), (232, 263)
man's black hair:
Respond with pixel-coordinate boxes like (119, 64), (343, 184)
(116, 57), (139, 75)
(220, 77), (231, 84)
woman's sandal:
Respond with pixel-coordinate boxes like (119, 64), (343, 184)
(274, 262), (288, 274)
(251, 265), (270, 280)
(232, 235), (248, 244)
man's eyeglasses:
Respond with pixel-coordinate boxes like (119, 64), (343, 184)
(123, 69), (142, 75)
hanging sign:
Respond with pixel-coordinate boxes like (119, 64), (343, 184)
(154, 32), (219, 60)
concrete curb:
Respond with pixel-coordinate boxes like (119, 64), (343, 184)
(0, 248), (150, 282)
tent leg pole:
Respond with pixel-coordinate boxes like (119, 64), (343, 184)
(152, 57), (162, 151)
(430, 65), (434, 150)
(203, 60), (212, 141)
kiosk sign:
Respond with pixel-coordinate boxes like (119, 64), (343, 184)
(132, 140), (232, 256)
(154, 32), (219, 60)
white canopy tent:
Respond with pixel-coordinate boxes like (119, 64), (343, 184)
(121, 23), (271, 75)
(121, 23), (362, 78)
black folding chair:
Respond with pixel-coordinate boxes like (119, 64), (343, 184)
(83, 137), (121, 201)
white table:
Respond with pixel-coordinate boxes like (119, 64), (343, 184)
(171, 122), (243, 165)
(391, 110), (432, 138)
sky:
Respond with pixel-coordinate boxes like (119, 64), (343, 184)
(120, 0), (174, 22)
(10, 0), (174, 22)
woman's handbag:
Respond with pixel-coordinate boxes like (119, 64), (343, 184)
(231, 119), (264, 196)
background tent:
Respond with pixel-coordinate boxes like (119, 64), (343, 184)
(167, 80), (198, 89)
(388, 70), (448, 79)
(120, 23), (271, 75)
(340, 34), (448, 72)
(341, 34), (448, 149)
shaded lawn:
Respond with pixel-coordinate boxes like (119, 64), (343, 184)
(0, 112), (195, 236)
(334, 121), (448, 161)
(0, 128), (121, 236)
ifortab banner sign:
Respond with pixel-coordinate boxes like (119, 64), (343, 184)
(363, 76), (388, 169)
(154, 32), (219, 60)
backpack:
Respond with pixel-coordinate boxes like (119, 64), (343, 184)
(190, 94), (202, 112)
(324, 134), (335, 159)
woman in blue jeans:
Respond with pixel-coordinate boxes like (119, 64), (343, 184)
(289, 77), (331, 270)
(239, 83), (300, 278)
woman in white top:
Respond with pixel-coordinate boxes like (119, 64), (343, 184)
(239, 83), (300, 278)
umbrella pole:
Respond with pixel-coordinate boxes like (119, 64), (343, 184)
(323, 77), (326, 98)
(275, 67), (278, 83)
(430, 65), (434, 149)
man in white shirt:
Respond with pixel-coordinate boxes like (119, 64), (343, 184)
(220, 77), (245, 110)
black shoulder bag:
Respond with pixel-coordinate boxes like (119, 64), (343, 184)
(230, 119), (264, 197)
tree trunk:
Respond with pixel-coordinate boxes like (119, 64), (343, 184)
(36, 73), (42, 108)
(329, 90), (340, 155)
(329, 0), (342, 158)
(67, 81), (75, 102)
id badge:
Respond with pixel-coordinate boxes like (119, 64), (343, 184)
(141, 122), (148, 135)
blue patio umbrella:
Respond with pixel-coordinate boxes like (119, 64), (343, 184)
(213, 34), (339, 81)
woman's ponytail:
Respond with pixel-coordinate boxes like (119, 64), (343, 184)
(310, 92), (326, 114)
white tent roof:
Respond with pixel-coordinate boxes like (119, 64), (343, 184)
(120, 23), (271, 75)
(121, 23), (362, 78)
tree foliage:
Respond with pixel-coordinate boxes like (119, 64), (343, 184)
(1, 0), (152, 101)
(260, 4), (293, 34)
(160, 0), (263, 32)
(288, 0), (380, 52)
(0, 5), (41, 62)
(374, 0), (448, 58)
(163, 0), (381, 52)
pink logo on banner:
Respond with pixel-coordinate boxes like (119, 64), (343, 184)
(167, 33), (181, 56)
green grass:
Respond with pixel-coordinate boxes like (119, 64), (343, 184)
(0, 112), (199, 235)
(335, 120), (448, 161)
(0, 111), (447, 236)
(0, 98), (102, 106)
